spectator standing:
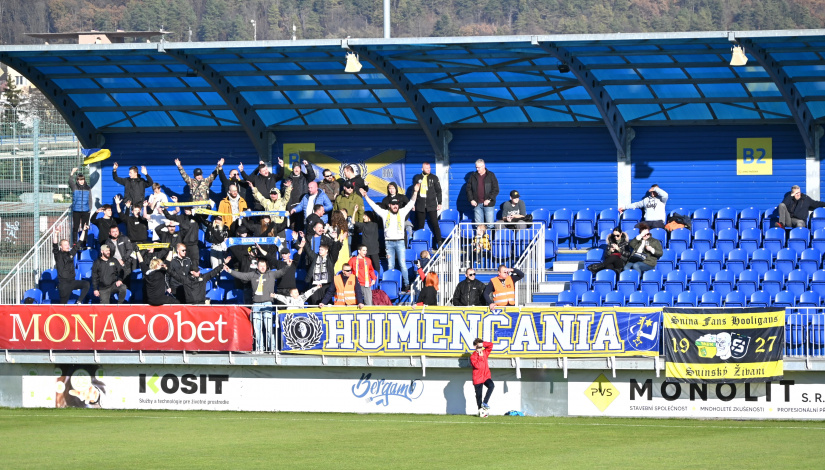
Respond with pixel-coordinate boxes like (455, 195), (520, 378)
(298, 237), (339, 305)
(467, 159), (499, 224)
(167, 243), (193, 303)
(380, 182), (409, 209)
(91, 244), (127, 304)
(348, 245), (377, 306)
(776, 185), (825, 228)
(163, 202), (201, 266)
(153, 220), (181, 260)
(249, 180), (292, 229)
(319, 264), (365, 307)
(415, 272), (439, 306)
(104, 226), (134, 284)
(147, 183), (169, 239)
(224, 259), (288, 352)
(216, 161), (244, 198)
(281, 157), (317, 230)
(411, 162), (443, 249)
(241, 161), (282, 211)
(354, 212), (381, 272)
(217, 183), (248, 230)
(619, 185), (668, 229)
(112, 163), (153, 205)
(333, 182), (364, 224)
(68, 168), (92, 245)
(116, 200), (149, 256)
(470, 338), (495, 414)
(52, 229), (90, 304)
(452, 268), (486, 306)
(169, 264), (224, 305)
(500, 190), (528, 229)
(272, 248), (299, 302)
(362, 184), (420, 290)
(305, 205), (327, 232)
(623, 224), (663, 274)
(136, 250), (180, 306)
(293, 181), (332, 228)
(92, 203), (120, 246)
(483, 265), (525, 308)
(271, 286), (322, 307)
(174, 158), (219, 203)
(206, 218), (230, 268)
(318, 169), (340, 201)
(337, 165), (368, 195)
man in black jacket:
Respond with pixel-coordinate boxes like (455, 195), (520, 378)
(52, 228), (90, 304)
(167, 243), (194, 303)
(777, 185), (825, 228)
(281, 157), (316, 230)
(104, 226), (134, 287)
(354, 212), (381, 272)
(92, 244), (127, 304)
(240, 161), (282, 211)
(411, 162), (443, 249)
(466, 159), (500, 225)
(112, 162), (153, 205)
(154, 221), (181, 260)
(215, 158), (243, 198)
(116, 200), (149, 257)
(272, 248), (298, 302)
(169, 263), (224, 304)
(163, 202), (201, 267)
(452, 268), (486, 306)
(337, 165), (367, 195)
(92, 202), (120, 246)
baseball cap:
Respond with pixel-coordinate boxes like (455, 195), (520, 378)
(280, 248), (290, 255)
(510, 190), (520, 199)
(193, 168), (203, 177)
(342, 181), (354, 190)
(270, 187), (280, 195)
(387, 196), (401, 206)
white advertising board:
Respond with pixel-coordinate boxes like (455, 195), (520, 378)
(20, 364), (522, 415)
(568, 370), (825, 420)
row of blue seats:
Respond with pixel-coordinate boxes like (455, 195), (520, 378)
(557, 289), (825, 308)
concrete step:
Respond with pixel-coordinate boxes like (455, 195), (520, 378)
(525, 301), (556, 307)
(552, 260), (583, 273)
(537, 281), (567, 294)
(545, 271), (574, 283)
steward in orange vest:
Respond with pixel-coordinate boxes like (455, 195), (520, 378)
(319, 265), (365, 307)
(484, 265), (525, 308)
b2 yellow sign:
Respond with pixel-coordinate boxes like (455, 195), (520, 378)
(737, 138), (772, 175)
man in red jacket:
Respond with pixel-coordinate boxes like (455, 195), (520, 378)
(470, 338), (495, 414)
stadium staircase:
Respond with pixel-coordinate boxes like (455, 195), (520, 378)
(532, 249), (587, 305)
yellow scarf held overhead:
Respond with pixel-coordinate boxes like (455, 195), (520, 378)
(161, 201), (212, 207)
(136, 242), (170, 250)
(82, 149), (111, 165)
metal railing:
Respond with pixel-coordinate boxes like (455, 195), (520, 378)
(784, 308), (825, 358)
(411, 222), (545, 305)
(0, 208), (71, 304)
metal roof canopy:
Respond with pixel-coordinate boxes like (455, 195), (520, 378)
(3, 30), (825, 159)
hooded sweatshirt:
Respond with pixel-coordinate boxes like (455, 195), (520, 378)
(626, 187), (669, 223)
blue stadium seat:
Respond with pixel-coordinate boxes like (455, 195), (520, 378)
(617, 270), (640, 297)
(725, 248), (749, 276)
(625, 227), (640, 240)
(750, 248), (772, 276)
(620, 208), (642, 233)
(113, 289), (131, 303)
(657, 248), (677, 275)
(669, 207), (691, 219)
(649, 227), (666, 244)
(556, 290), (577, 306)
(439, 218), (457, 239)
(574, 209), (597, 248)
(811, 207), (825, 233)
(490, 241), (512, 262)
(545, 228), (558, 259)
(532, 208), (550, 229)
(664, 270), (687, 296)
(668, 228), (691, 254)
(382, 270), (403, 301)
(206, 287), (225, 304)
(738, 228), (761, 254)
(699, 291), (722, 307)
(798, 291), (821, 308)
(569, 269), (592, 296)
(811, 270), (825, 298)
(597, 208), (620, 235)
(689, 270), (711, 295)
(774, 248), (798, 276)
(22, 288), (42, 304)
(592, 270), (617, 296)
(724, 291), (746, 307)
(579, 291), (602, 307)
(749, 291), (771, 308)
(786, 314), (806, 356)
(737, 270), (760, 298)
(441, 208), (459, 222)
(626, 291), (651, 307)
(584, 248), (604, 268)
(762, 269), (784, 296)
(692, 228), (715, 253)
(788, 227), (811, 254)
(716, 228), (739, 253)
(785, 269), (809, 297)
(715, 207), (737, 233)
(773, 290), (795, 308)
(675, 291), (698, 307)
(712, 269), (735, 296)
(598, 229), (612, 246)
(812, 315), (825, 356)
(552, 209), (573, 248)
(411, 230), (432, 252)
(79, 249), (95, 262)
(225, 289), (244, 304)
(640, 270), (664, 296)
(798, 247), (822, 275)
(762, 207), (778, 233)
(651, 291), (674, 307)
(763, 227), (786, 255)
(738, 207), (761, 232)
(602, 291), (625, 307)
(678, 249), (701, 276)
(813, 228), (825, 254)
(691, 208), (713, 233)
(702, 248), (725, 275)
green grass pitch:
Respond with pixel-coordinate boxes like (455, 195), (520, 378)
(1, 408), (823, 468)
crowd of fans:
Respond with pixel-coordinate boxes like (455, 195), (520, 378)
(52, 158), (527, 316)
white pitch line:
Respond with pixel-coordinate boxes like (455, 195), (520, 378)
(0, 413), (824, 431)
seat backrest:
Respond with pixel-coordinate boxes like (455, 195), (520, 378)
(628, 291), (650, 306)
(603, 291), (624, 305)
(580, 291), (601, 305)
(704, 248), (724, 262)
(787, 269), (808, 283)
(801, 247), (822, 261)
(799, 291), (820, 305)
(594, 269), (616, 284)
(750, 291), (771, 306)
(677, 291), (697, 305)
(666, 270), (686, 285)
(618, 269), (640, 285)
(691, 270), (711, 284)
(701, 291), (721, 305)
(738, 269), (759, 284)
(764, 227), (786, 242)
(440, 208), (459, 221)
(764, 269), (784, 284)
(556, 290), (577, 306)
(653, 291), (673, 305)
(642, 270), (663, 284)
(774, 291), (795, 306)
(572, 269), (592, 285)
(725, 291), (745, 305)
(812, 269), (825, 283)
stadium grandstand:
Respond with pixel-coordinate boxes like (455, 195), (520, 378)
(1, 30), (825, 419)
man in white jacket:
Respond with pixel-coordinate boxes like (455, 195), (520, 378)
(361, 184), (419, 291)
(619, 184), (669, 229)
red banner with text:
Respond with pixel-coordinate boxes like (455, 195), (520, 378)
(0, 305), (253, 351)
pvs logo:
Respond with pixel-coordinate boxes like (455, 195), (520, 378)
(351, 373), (424, 406)
(139, 373), (229, 395)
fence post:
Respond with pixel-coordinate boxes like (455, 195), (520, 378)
(33, 117), (41, 266)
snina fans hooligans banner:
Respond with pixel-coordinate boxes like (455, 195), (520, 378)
(278, 306), (662, 357)
(664, 308), (784, 383)
(0, 305), (253, 351)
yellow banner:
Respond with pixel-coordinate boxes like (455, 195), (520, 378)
(193, 208), (229, 216)
(161, 201), (212, 207)
(736, 137), (772, 175)
(664, 310), (784, 330)
(136, 243), (170, 250)
(283, 143), (315, 168)
(665, 361), (784, 381)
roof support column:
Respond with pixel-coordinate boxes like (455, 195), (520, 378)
(167, 47), (274, 160)
(348, 44), (447, 159)
(807, 127), (824, 200)
(534, 39), (630, 159)
(435, 130), (453, 210)
(618, 128), (635, 208)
